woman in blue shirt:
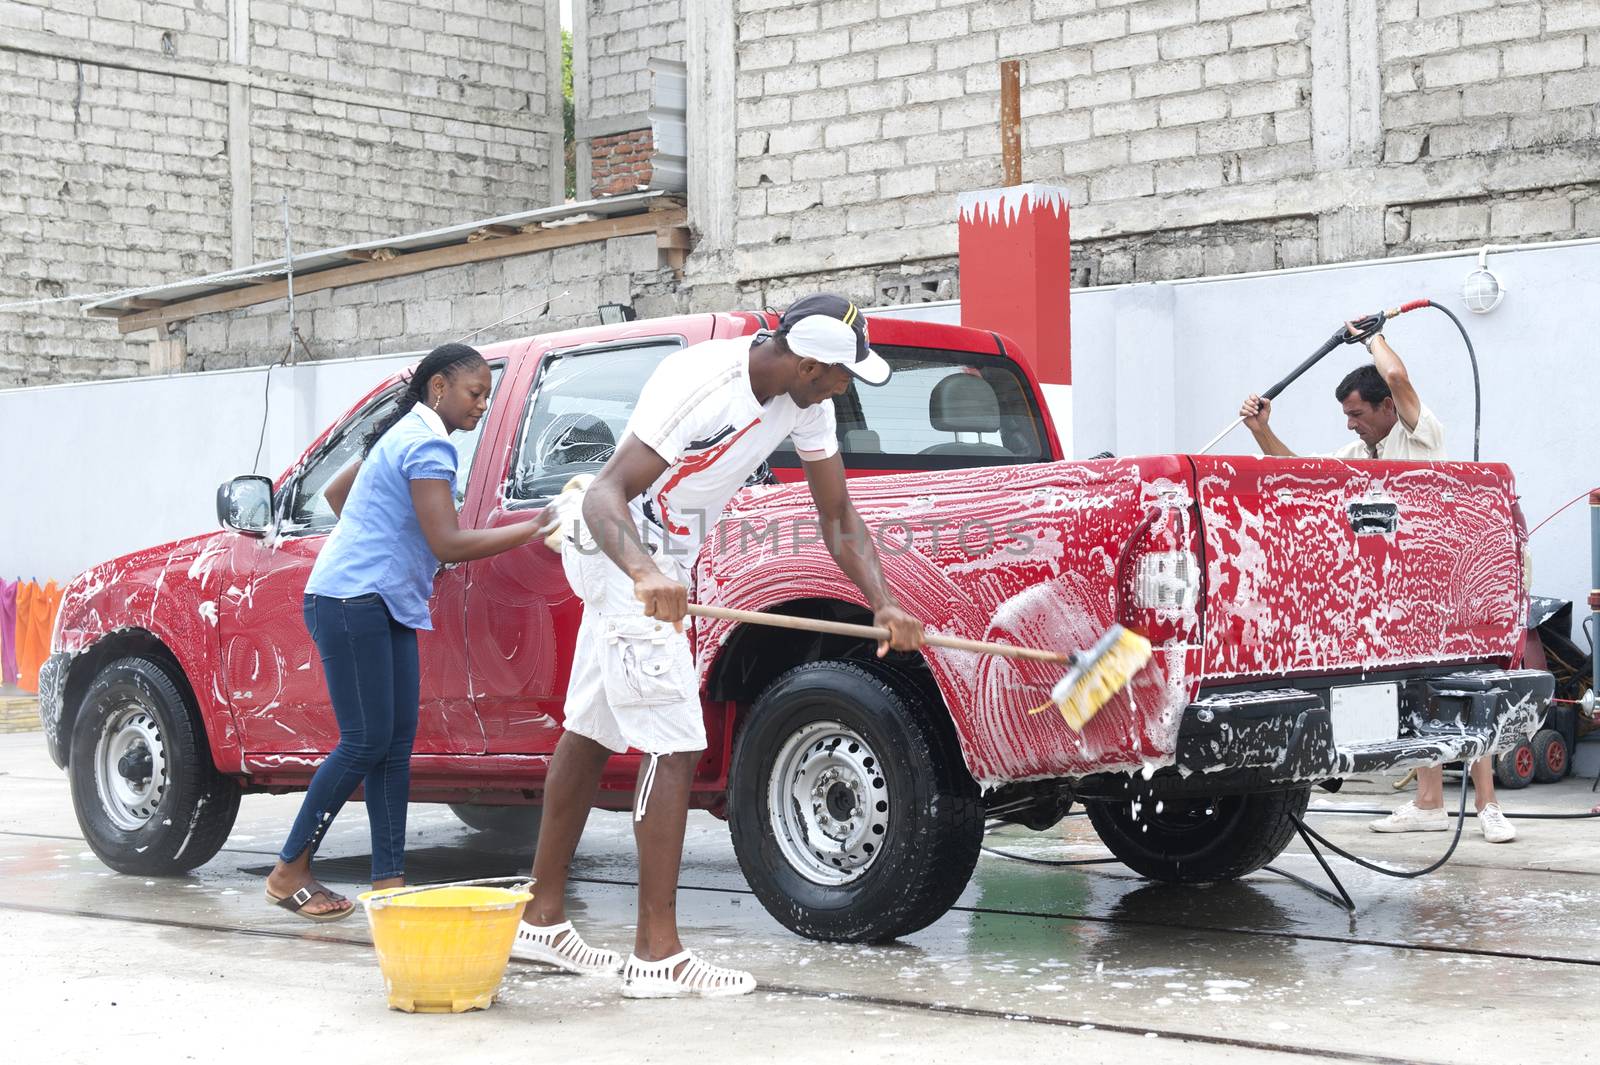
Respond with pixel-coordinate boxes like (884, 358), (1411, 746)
(265, 343), (553, 921)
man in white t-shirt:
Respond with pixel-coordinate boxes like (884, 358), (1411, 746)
(1237, 326), (1515, 845)
(512, 294), (925, 998)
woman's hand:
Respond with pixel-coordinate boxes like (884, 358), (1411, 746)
(518, 505), (559, 546)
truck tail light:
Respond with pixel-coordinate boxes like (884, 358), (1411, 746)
(1133, 551), (1199, 611)
(1117, 500), (1202, 647)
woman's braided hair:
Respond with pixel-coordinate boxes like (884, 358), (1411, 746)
(363, 342), (487, 456)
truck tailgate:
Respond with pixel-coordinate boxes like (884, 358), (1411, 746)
(1191, 456), (1525, 681)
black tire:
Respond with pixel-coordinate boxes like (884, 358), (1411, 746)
(449, 803), (543, 843)
(1494, 738), (1536, 789)
(68, 655), (240, 875)
(1531, 729), (1568, 784)
(1085, 785), (1310, 883)
(728, 660), (982, 943)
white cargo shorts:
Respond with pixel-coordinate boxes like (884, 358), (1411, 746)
(559, 522), (707, 771)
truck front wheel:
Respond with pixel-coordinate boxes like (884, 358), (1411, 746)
(728, 661), (982, 943)
(1085, 785), (1310, 883)
(449, 803), (542, 843)
(68, 655), (240, 875)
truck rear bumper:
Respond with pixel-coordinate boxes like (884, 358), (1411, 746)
(1174, 669), (1553, 784)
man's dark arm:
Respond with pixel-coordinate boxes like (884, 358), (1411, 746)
(802, 453), (924, 655)
(581, 433), (685, 623)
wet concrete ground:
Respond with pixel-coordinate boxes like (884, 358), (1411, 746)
(5, 728), (1597, 1065)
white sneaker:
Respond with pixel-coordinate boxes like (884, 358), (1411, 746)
(621, 950), (756, 999)
(508, 920), (622, 974)
(1369, 801), (1449, 833)
(1477, 802), (1516, 844)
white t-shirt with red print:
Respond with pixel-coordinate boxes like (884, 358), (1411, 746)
(623, 336), (838, 565)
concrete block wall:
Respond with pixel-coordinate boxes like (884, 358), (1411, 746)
(246, 87), (547, 257)
(0, 47), (233, 385)
(249, 0), (545, 111)
(1377, 0), (1600, 252)
(174, 232), (688, 369)
(574, 0), (684, 198)
(582, 0), (684, 122)
(0, 0), (559, 389)
(719, 0), (1600, 308)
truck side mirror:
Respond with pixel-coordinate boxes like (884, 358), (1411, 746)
(217, 475), (274, 535)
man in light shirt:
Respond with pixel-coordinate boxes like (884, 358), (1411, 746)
(1238, 325), (1444, 461)
(1236, 326), (1515, 844)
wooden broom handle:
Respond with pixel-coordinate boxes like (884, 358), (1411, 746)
(686, 603), (1071, 665)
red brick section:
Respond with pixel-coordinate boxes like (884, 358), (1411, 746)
(591, 128), (655, 197)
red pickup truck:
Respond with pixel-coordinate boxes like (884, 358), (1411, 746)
(40, 310), (1552, 942)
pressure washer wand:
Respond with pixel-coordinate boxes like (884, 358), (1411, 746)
(1196, 301), (1430, 455)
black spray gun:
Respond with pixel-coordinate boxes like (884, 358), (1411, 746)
(1196, 299), (1480, 459)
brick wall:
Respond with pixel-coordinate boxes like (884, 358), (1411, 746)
(176, 232), (687, 368)
(590, 129), (657, 196)
(0, 0), (558, 389)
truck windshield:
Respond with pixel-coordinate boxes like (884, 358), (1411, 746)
(507, 339), (684, 500)
(771, 345), (1047, 470)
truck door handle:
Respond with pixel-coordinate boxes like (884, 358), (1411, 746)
(1347, 500), (1399, 535)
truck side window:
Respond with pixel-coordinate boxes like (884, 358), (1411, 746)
(772, 346), (1047, 471)
(288, 362), (504, 533)
(506, 339), (684, 501)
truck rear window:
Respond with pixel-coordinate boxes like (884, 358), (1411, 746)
(771, 345), (1048, 470)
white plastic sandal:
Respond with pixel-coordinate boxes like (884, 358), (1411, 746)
(621, 950), (756, 999)
(508, 920), (622, 975)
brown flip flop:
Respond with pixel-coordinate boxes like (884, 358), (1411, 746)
(266, 883), (355, 923)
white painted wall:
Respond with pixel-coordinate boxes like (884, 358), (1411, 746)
(880, 240), (1600, 616)
(0, 351), (418, 585)
(4, 240), (1596, 619)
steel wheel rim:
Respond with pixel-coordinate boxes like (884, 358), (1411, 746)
(768, 719), (890, 886)
(95, 702), (169, 831)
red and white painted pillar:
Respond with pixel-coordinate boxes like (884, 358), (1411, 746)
(957, 183), (1073, 451)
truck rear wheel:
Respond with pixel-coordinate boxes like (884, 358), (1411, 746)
(1085, 785), (1310, 883)
(69, 655), (240, 875)
(728, 660), (982, 943)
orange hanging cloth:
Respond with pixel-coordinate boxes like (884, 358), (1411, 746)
(42, 578), (62, 656)
(16, 581), (42, 693)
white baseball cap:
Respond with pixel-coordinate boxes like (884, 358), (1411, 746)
(778, 294), (892, 386)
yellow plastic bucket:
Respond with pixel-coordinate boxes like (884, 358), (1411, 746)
(359, 879), (533, 1014)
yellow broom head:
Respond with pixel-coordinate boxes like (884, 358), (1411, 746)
(1031, 625), (1153, 732)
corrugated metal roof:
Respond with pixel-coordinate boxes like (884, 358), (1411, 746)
(84, 190), (674, 315)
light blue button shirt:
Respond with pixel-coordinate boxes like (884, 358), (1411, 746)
(305, 404), (459, 630)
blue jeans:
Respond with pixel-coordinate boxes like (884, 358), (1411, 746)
(278, 593), (419, 881)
